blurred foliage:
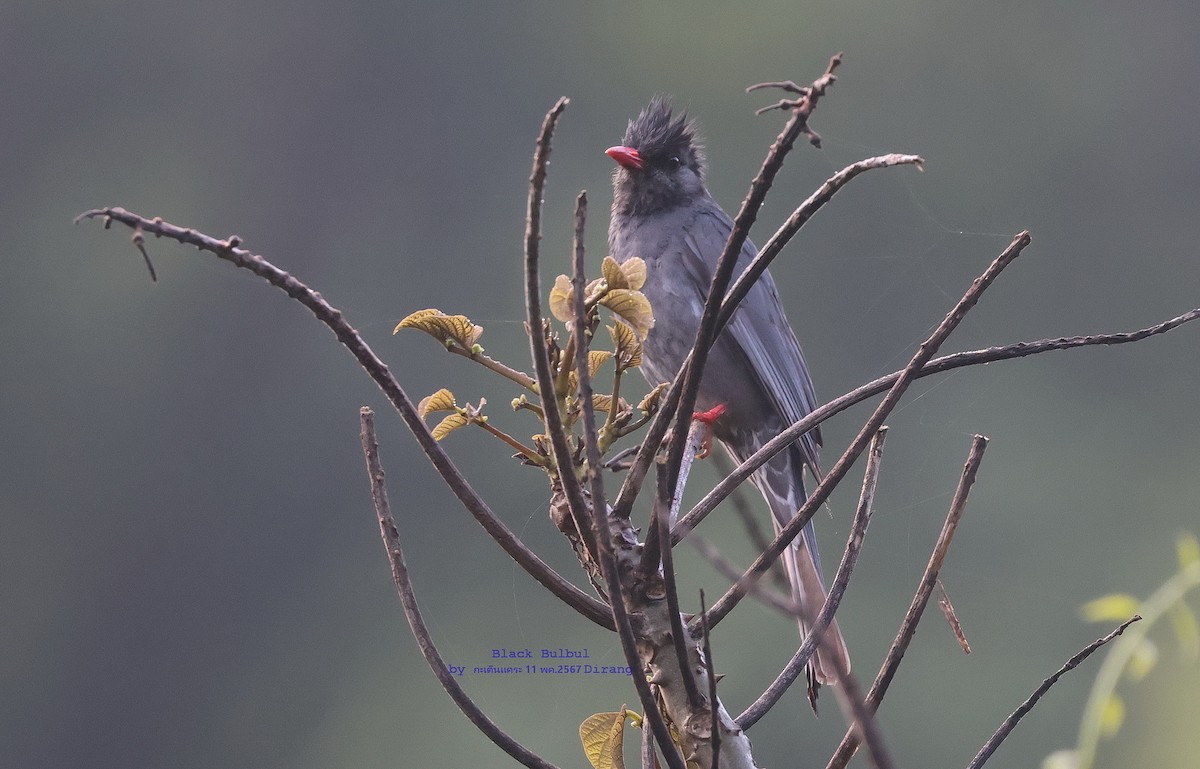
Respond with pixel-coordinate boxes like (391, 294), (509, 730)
(1046, 533), (1200, 769)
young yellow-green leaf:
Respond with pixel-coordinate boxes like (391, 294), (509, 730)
(579, 707), (629, 769)
(394, 309), (483, 351)
(418, 389), (457, 419)
(567, 351), (615, 395)
(549, 275), (575, 323)
(1125, 638), (1158, 682)
(600, 289), (654, 340)
(1099, 693), (1125, 737)
(1042, 749), (1080, 769)
(601, 256), (625, 290)
(1081, 593), (1140, 623)
(1177, 531), (1200, 570)
(601, 255), (647, 291)
(619, 257), (646, 290)
(608, 323), (642, 372)
(588, 350), (613, 377)
(638, 382), (669, 413)
(1169, 603), (1200, 661)
(430, 413), (470, 441)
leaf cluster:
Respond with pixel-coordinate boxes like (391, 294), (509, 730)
(394, 256), (659, 476)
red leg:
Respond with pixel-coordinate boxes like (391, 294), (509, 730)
(691, 404), (726, 459)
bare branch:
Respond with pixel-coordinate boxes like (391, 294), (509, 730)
(569, 194), (688, 769)
(655, 459), (704, 710)
(674, 305), (1200, 542)
(522, 98), (602, 570)
(75, 206), (614, 630)
(358, 407), (560, 769)
(699, 590), (720, 769)
(826, 434), (989, 769)
(966, 616), (1141, 769)
(738, 426), (888, 728)
(698, 234), (1027, 632)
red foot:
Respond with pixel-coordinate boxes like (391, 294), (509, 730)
(691, 404), (727, 459)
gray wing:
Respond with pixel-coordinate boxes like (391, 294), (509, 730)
(681, 206), (823, 473)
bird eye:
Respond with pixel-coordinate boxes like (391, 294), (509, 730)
(668, 156), (682, 168)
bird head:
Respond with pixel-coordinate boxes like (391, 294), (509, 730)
(607, 96), (707, 218)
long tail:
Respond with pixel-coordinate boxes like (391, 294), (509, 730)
(729, 440), (851, 708)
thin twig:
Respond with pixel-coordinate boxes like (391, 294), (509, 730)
(716, 154), (923, 338)
(674, 304), (1200, 542)
(689, 533), (802, 616)
(522, 98), (601, 569)
(75, 205), (614, 630)
(738, 426), (888, 729)
(656, 459), (703, 709)
(698, 235), (1027, 633)
(699, 590), (720, 769)
(826, 434), (989, 769)
(616, 56), (845, 529)
(570, 194), (688, 769)
(966, 616), (1141, 769)
(358, 407), (560, 769)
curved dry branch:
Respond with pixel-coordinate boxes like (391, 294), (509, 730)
(826, 434), (989, 769)
(738, 426), (888, 728)
(359, 408), (560, 769)
(673, 306), (1200, 546)
(697, 234), (1028, 632)
(74, 205), (614, 631)
(715, 153), (923, 336)
(966, 616), (1141, 769)
(522, 98), (602, 568)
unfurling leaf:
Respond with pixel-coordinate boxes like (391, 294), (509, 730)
(1177, 531), (1200, 570)
(591, 393), (613, 412)
(1126, 638), (1158, 681)
(580, 706), (631, 769)
(431, 413), (470, 441)
(418, 389), (457, 419)
(1169, 603), (1200, 661)
(567, 351), (615, 394)
(395, 309), (484, 351)
(600, 289), (654, 340)
(1082, 593), (1140, 623)
(601, 255), (646, 291)
(1099, 693), (1124, 736)
(608, 323), (642, 372)
(638, 382), (670, 413)
(549, 275), (574, 322)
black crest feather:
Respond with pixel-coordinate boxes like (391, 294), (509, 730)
(623, 96), (705, 178)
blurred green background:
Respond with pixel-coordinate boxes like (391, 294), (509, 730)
(3, 1), (1198, 767)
